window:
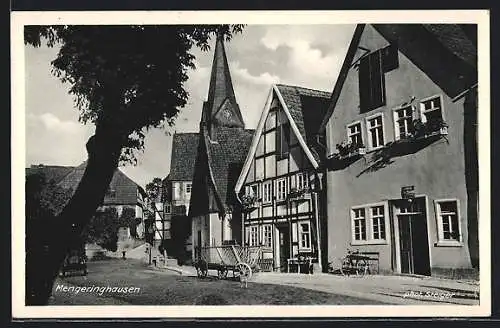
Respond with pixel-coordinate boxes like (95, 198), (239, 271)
(262, 181), (272, 203)
(352, 208), (367, 241)
(435, 200), (461, 244)
(276, 122), (290, 159)
(394, 106), (413, 140)
(185, 182), (192, 194)
(359, 50), (386, 113)
(276, 178), (287, 201)
(173, 182), (181, 200)
(262, 225), (272, 247)
(351, 203), (388, 244)
(366, 114), (385, 149)
(296, 172), (308, 190)
(249, 226), (259, 246)
(371, 206), (386, 240)
(420, 96), (443, 124)
(347, 122), (363, 146)
(299, 222), (311, 249)
(247, 183), (260, 199)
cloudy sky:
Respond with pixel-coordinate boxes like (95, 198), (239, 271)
(25, 24), (356, 187)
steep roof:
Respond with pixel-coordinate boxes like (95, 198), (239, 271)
(203, 32), (245, 129)
(235, 84), (330, 194)
(319, 24), (477, 133)
(168, 132), (199, 181)
(275, 84), (331, 161)
(205, 127), (254, 208)
(26, 165), (74, 185)
(27, 161), (142, 206)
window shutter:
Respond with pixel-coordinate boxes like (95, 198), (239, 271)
(282, 124), (290, 156)
(369, 50), (386, 109)
(359, 55), (371, 112)
(276, 122), (282, 157)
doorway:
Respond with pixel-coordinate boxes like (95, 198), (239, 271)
(396, 198), (431, 275)
(277, 225), (290, 272)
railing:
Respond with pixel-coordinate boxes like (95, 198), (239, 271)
(198, 245), (262, 268)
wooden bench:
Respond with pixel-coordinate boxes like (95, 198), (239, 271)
(356, 251), (380, 274)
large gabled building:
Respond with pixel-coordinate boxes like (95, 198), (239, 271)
(188, 32), (254, 261)
(319, 24), (478, 278)
(234, 84), (331, 273)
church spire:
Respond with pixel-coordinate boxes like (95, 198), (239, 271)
(202, 29), (245, 139)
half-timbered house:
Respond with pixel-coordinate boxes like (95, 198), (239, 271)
(235, 84), (331, 273)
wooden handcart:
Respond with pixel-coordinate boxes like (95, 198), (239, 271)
(194, 245), (262, 281)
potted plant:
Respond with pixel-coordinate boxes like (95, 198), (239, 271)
(335, 140), (366, 159)
(410, 119), (448, 139)
(240, 193), (260, 211)
(287, 186), (311, 201)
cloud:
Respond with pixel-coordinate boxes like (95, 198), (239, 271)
(260, 25), (355, 90)
(37, 113), (82, 134)
(230, 61), (280, 86)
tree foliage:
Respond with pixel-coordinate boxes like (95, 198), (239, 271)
(82, 207), (120, 252)
(24, 25), (245, 164)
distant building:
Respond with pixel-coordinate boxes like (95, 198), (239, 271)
(318, 24), (478, 277)
(26, 161), (147, 240)
(234, 84), (331, 272)
(188, 32), (254, 261)
(162, 132), (198, 262)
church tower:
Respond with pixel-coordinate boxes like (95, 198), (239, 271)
(201, 31), (246, 140)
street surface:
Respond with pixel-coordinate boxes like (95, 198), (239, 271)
(49, 258), (479, 306)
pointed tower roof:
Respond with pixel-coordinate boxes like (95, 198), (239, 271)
(203, 31), (245, 129)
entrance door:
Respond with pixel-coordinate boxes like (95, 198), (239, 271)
(277, 226), (290, 272)
(397, 200), (431, 275)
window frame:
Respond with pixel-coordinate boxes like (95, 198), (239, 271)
(262, 224), (273, 248)
(346, 120), (364, 146)
(299, 221), (312, 250)
(262, 181), (272, 204)
(185, 182), (192, 194)
(365, 112), (386, 150)
(419, 94), (446, 124)
(351, 202), (389, 246)
(249, 225), (259, 247)
(434, 198), (463, 247)
(392, 105), (414, 141)
(296, 172), (308, 191)
(276, 177), (287, 201)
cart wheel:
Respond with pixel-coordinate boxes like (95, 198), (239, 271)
(218, 267), (228, 280)
(356, 259), (368, 277)
(196, 260), (208, 278)
(236, 263), (252, 280)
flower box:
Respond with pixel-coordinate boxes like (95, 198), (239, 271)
(287, 188), (312, 202)
(240, 194), (261, 211)
(410, 119), (449, 140)
(334, 141), (366, 160)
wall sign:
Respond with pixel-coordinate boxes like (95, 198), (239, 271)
(401, 185), (416, 199)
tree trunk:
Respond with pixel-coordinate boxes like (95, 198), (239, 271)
(25, 122), (125, 305)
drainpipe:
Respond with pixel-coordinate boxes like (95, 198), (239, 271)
(313, 190), (322, 273)
(236, 193), (245, 246)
